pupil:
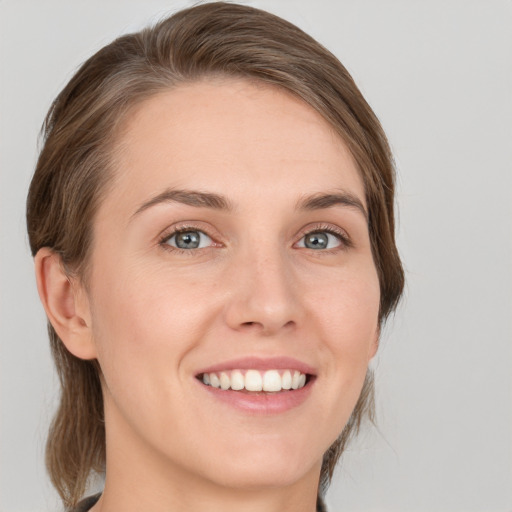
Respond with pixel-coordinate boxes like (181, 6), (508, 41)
(305, 232), (328, 249)
(176, 231), (200, 249)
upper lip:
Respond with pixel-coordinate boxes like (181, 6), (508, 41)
(195, 356), (316, 376)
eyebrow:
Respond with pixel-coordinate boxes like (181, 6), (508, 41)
(132, 189), (234, 217)
(295, 191), (368, 221)
(132, 188), (367, 220)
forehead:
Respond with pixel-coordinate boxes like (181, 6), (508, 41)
(107, 78), (365, 214)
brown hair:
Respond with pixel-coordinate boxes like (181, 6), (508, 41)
(27, 2), (404, 508)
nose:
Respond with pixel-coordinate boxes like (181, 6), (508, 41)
(222, 245), (302, 336)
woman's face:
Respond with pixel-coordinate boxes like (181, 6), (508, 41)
(80, 79), (380, 490)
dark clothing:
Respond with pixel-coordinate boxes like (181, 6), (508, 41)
(317, 495), (328, 512)
(71, 493), (328, 511)
(70, 494), (100, 512)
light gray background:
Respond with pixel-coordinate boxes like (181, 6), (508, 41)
(1, 1), (511, 511)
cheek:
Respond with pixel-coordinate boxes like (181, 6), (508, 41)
(88, 264), (216, 385)
(87, 271), (211, 447)
(313, 268), (380, 348)
(309, 268), (379, 400)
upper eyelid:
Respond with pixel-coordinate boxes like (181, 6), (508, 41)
(159, 221), (349, 238)
(300, 224), (348, 236)
(158, 222), (220, 243)
(297, 223), (351, 242)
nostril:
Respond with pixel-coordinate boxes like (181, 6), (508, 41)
(240, 321), (259, 329)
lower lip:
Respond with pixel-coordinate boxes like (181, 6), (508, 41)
(197, 378), (315, 415)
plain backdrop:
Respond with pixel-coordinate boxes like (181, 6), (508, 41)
(1, 1), (511, 511)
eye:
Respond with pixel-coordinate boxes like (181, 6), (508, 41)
(296, 230), (345, 250)
(163, 229), (213, 250)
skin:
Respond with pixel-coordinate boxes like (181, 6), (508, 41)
(36, 79), (380, 512)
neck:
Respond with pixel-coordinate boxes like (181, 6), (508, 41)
(92, 402), (322, 512)
(94, 456), (321, 512)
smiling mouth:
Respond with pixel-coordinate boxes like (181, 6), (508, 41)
(197, 369), (313, 393)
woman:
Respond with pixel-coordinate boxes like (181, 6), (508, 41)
(26, 3), (404, 511)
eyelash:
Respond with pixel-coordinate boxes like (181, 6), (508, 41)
(158, 223), (352, 254)
(299, 223), (353, 252)
(158, 224), (219, 256)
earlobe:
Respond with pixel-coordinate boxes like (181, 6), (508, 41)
(34, 248), (97, 360)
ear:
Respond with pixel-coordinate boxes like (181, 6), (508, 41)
(367, 326), (380, 361)
(34, 248), (97, 360)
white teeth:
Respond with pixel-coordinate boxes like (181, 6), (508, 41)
(201, 369), (308, 392)
(291, 370), (301, 390)
(219, 372), (230, 390)
(262, 370), (281, 392)
(281, 370), (292, 390)
(245, 370), (263, 391)
(230, 370), (244, 390)
(209, 373), (220, 388)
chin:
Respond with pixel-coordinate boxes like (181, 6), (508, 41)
(206, 459), (319, 491)
(190, 435), (324, 491)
